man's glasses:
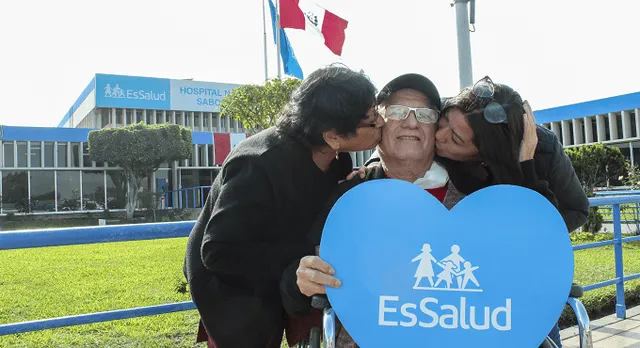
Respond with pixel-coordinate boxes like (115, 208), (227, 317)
(380, 105), (439, 124)
(472, 76), (508, 124)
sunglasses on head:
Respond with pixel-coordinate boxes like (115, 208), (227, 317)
(472, 76), (508, 124)
(380, 105), (439, 124)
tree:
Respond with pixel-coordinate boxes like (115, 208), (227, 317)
(624, 161), (640, 189)
(220, 77), (302, 133)
(88, 122), (192, 221)
(565, 143), (626, 194)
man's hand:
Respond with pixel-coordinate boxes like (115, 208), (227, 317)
(296, 255), (342, 297)
(339, 166), (368, 184)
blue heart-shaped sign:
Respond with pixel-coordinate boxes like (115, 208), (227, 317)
(320, 179), (574, 348)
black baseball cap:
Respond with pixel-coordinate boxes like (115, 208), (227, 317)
(376, 73), (442, 110)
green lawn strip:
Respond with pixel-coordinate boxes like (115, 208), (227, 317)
(0, 238), (204, 348)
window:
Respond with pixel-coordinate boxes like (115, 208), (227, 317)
(192, 145), (198, 166)
(71, 143), (81, 167)
(207, 145), (214, 167)
(82, 143), (92, 167)
(101, 108), (111, 128)
(4, 142), (14, 167)
(203, 113), (209, 129)
(16, 142), (27, 167)
(106, 170), (126, 209)
(57, 143), (68, 167)
(82, 170), (105, 210)
(30, 171), (55, 212)
(56, 171), (80, 211)
(2, 171), (28, 213)
(30, 142), (42, 167)
(199, 145), (207, 167)
(44, 142), (54, 167)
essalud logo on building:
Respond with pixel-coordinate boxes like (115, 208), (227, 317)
(103, 83), (166, 102)
(378, 243), (512, 331)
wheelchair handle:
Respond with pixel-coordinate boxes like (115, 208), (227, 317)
(311, 295), (331, 310)
(570, 283), (584, 298)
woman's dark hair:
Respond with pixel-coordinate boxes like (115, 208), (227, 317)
(441, 83), (526, 184)
(275, 64), (377, 148)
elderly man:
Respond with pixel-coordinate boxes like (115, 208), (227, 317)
(279, 73), (465, 347)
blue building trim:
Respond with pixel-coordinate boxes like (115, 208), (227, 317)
(57, 76), (97, 128)
(2, 126), (95, 143)
(192, 132), (213, 145)
(1, 126), (222, 145)
(535, 91), (640, 124)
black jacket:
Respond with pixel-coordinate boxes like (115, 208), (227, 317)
(439, 125), (589, 232)
(183, 127), (353, 348)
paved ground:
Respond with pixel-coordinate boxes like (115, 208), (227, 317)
(562, 305), (640, 347)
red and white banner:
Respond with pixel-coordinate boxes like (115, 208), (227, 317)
(279, 0), (349, 56)
(213, 132), (247, 165)
(213, 133), (231, 165)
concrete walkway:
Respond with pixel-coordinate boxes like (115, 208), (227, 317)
(562, 305), (640, 347)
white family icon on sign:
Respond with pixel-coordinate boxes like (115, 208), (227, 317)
(104, 84), (125, 98)
(411, 243), (481, 292)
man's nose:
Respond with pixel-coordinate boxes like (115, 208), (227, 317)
(403, 111), (419, 127)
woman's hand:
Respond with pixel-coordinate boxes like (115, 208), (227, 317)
(519, 100), (538, 162)
(296, 255), (342, 297)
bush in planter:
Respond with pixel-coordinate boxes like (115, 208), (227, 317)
(583, 206), (603, 233)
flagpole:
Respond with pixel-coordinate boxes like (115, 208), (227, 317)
(261, 0), (269, 81)
(454, 0), (473, 89)
(275, 0), (282, 78)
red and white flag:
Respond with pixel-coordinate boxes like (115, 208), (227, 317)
(279, 0), (348, 56)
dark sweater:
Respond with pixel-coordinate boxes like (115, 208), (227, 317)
(183, 127), (353, 348)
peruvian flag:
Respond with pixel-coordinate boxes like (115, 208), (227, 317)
(279, 0), (349, 56)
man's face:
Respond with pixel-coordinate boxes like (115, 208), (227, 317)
(377, 89), (437, 162)
(434, 107), (479, 161)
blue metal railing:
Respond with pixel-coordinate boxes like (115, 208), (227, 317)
(1, 195), (640, 337)
(163, 186), (210, 209)
(591, 190), (640, 225)
(576, 195), (640, 319)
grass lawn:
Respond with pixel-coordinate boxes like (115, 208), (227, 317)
(0, 237), (203, 348)
(0, 229), (639, 347)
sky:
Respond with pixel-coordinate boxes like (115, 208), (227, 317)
(0, 0), (638, 128)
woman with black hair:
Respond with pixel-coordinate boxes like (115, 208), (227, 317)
(183, 65), (384, 348)
(434, 76), (589, 347)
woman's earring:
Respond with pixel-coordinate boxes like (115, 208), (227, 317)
(335, 146), (340, 160)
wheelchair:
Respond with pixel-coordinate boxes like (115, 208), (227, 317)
(297, 283), (592, 348)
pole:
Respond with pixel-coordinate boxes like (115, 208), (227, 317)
(275, 0), (282, 78)
(454, 0), (473, 89)
(261, 0), (269, 81)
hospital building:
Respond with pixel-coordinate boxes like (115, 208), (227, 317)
(0, 73), (638, 215)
